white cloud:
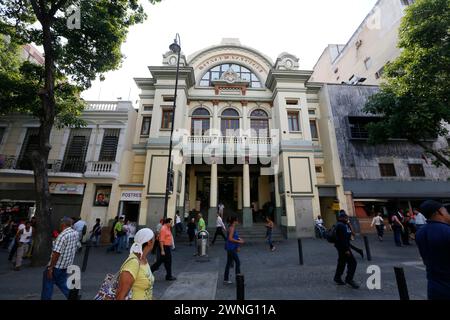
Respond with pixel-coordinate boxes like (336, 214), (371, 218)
(81, 0), (378, 103)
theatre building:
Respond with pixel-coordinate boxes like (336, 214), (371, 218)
(129, 39), (348, 238)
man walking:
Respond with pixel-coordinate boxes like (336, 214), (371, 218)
(212, 213), (227, 245)
(334, 211), (359, 289)
(13, 220), (32, 271)
(151, 218), (176, 281)
(89, 218), (102, 246)
(414, 208), (427, 231)
(416, 200), (450, 300)
(41, 217), (78, 300)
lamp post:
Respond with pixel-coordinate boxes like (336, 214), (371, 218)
(163, 33), (181, 220)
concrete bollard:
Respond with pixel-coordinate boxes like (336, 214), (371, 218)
(236, 274), (245, 301)
(363, 236), (372, 261)
(394, 267), (410, 300)
(297, 239), (304, 265)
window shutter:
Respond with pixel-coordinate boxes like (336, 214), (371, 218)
(99, 129), (120, 162)
(17, 128), (40, 170)
(62, 128), (92, 173)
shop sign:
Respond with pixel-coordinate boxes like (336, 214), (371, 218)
(49, 183), (85, 195)
(120, 190), (142, 201)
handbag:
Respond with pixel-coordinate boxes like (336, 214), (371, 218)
(94, 256), (139, 300)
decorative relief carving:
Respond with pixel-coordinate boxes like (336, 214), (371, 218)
(275, 52), (299, 70)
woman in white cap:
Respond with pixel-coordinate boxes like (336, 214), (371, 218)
(116, 228), (155, 300)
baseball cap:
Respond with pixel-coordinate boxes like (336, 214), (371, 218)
(420, 200), (444, 219)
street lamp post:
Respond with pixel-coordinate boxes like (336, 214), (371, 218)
(163, 33), (181, 220)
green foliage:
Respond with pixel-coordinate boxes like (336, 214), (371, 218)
(364, 0), (450, 167)
(0, 37), (86, 127)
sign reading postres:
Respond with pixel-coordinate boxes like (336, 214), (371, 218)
(120, 190), (142, 202)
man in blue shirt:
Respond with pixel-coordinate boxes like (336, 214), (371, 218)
(416, 200), (450, 300)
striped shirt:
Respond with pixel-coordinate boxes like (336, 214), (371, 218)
(51, 227), (78, 269)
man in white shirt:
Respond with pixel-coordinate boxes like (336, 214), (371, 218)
(218, 203), (225, 216)
(175, 211), (183, 236)
(211, 213), (227, 245)
(414, 209), (427, 231)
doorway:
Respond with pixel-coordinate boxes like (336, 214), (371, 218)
(218, 177), (236, 220)
(120, 201), (140, 223)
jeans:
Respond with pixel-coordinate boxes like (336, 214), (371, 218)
(41, 268), (69, 300)
(393, 225), (402, 246)
(266, 229), (274, 249)
(375, 225), (384, 239)
(224, 250), (241, 281)
(89, 234), (100, 246)
(334, 249), (357, 282)
(151, 245), (173, 279)
(118, 235), (127, 252)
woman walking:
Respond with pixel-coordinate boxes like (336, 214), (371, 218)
(223, 216), (244, 285)
(116, 228), (155, 300)
(371, 212), (385, 241)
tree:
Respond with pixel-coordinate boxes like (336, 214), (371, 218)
(0, 0), (160, 266)
(364, 0), (450, 168)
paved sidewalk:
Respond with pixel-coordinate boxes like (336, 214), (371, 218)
(0, 234), (428, 300)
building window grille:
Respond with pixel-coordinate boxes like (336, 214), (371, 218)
(191, 108), (210, 135)
(99, 129), (120, 162)
(62, 128), (92, 173)
(379, 163), (397, 177)
(250, 109), (269, 137)
(17, 128), (40, 170)
(141, 117), (151, 136)
(310, 119), (319, 140)
(143, 105), (153, 112)
(287, 111), (300, 132)
(199, 63), (261, 88)
(161, 110), (174, 129)
(221, 108), (240, 136)
(408, 164), (425, 177)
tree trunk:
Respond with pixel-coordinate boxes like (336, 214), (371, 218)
(30, 16), (56, 267)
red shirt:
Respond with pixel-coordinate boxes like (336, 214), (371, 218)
(159, 225), (173, 247)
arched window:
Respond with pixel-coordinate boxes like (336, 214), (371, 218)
(250, 109), (269, 137)
(199, 64), (262, 88)
(191, 108), (210, 135)
(221, 108), (240, 135)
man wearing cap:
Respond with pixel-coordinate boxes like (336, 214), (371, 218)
(41, 217), (79, 300)
(416, 200), (450, 300)
(333, 210), (359, 289)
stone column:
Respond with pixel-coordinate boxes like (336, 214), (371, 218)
(274, 173), (282, 225)
(208, 162), (218, 228)
(345, 191), (355, 217)
(237, 176), (243, 210)
(242, 162), (252, 227)
(189, 166), (197, 211)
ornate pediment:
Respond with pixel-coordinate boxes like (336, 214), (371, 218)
(211, 68), (250, 86)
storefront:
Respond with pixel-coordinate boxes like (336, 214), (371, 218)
(118, 189), (142, 224)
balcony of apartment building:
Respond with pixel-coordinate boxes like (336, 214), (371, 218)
(0, 101), (128, 179)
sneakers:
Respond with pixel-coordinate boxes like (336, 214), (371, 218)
(166, 276), (177, 281)
(334, 277), (346, 285)
(345, 279), (360, 289)
(223, 280), (233, 285)
(271, 247), (276, 252)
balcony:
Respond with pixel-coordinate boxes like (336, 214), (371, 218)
(182, 136), (274, 159)
(0, 155), (118, 178)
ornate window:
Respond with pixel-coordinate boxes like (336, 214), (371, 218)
(199, 64), (262, 88)
(250, 109), (269, 137)
(221, 108), (240, 135)
(191, 108), (210, 135)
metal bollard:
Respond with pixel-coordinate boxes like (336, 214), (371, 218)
(363, 236), (372, 261)
(236, 274), (245, 301)
(81, 243), (91, 272)
(297, 239), (304, 265)
(394, 267), (410, 300)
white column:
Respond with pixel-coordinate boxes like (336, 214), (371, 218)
(243, 163), (250, 207)
(242, 162), (252, 227)
(208, 162), (218, 228)
(237, 176), (243, 210)
(189, 166), (197, 210)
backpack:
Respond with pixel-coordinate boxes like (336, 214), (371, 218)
(325, 225), (337, 243)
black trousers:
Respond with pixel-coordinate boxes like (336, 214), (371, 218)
(151, 245), (173, 279)
(334, 248), (357, 282)
(212, 227), (226, 243)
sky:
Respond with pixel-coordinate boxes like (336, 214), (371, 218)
(81, 0), (378, 104)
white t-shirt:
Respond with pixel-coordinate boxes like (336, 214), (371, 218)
(216, 215), (226, 229)
(415, 212), (427, 225)
(175, 215), (181, 224)
(315, 218), (323, 226)
(19, 226), (32, 243)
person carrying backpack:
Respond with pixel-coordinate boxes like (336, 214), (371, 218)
(333, 210), (359, 289)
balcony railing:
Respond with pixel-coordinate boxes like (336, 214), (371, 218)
(84, 102), (118, 111)
(0, 155), (117, 176)
(186, 136), (272, 145)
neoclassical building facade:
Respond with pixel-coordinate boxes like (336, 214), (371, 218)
(124, 39), (348, 238)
